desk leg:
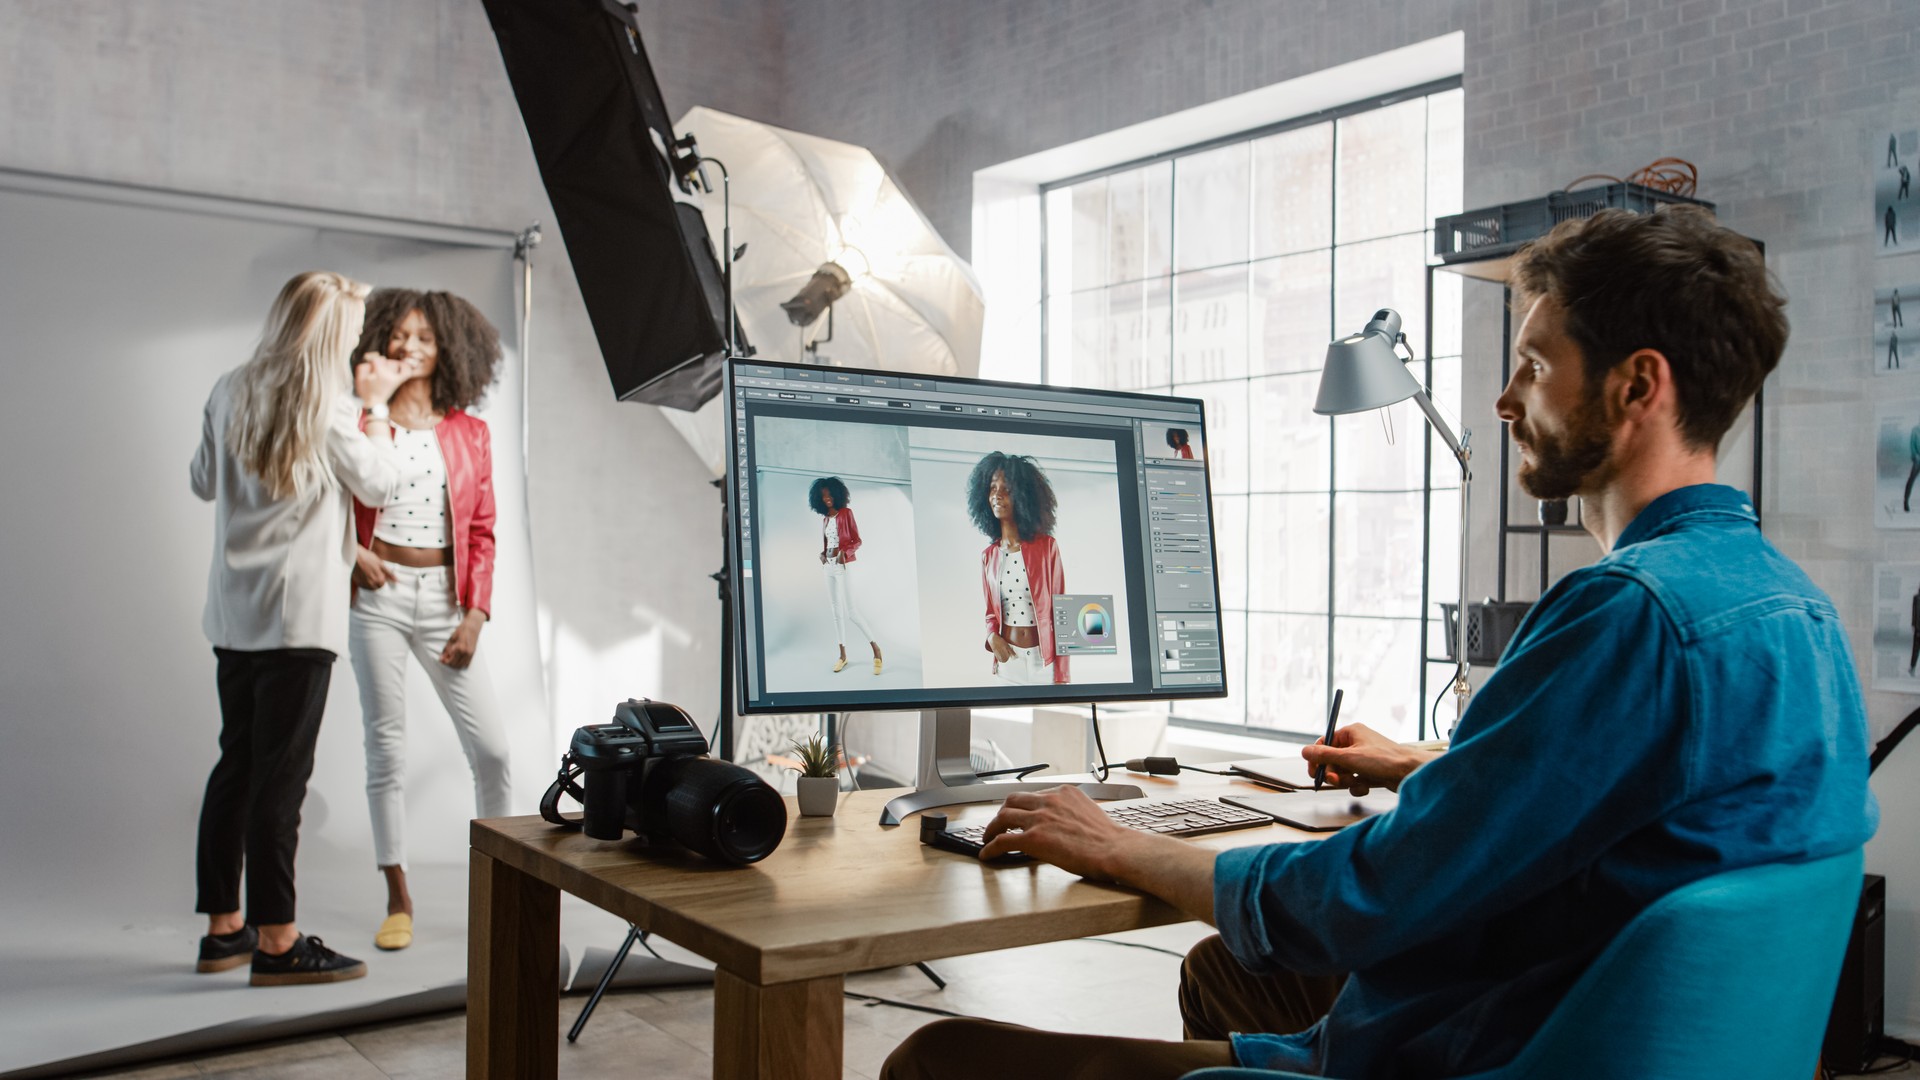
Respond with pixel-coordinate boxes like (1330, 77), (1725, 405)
(712, 968), (844, 1080)
(467, 848), (559, 1080)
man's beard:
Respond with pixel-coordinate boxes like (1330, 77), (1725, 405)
(1514, 392), (1614, 500)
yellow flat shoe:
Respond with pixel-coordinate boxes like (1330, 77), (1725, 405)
(874, 658), (883, 675)
(833, 658), (848, 673)
(375, 912), (413, 951)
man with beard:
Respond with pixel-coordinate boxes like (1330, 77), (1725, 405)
(882, 207), (1875, 1080)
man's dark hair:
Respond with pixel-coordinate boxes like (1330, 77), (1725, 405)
(966, 452), (1057, 541)
(808, 476), (851, 516)
(353, 288), (504, 413)
(1508, 206), (1788, 449)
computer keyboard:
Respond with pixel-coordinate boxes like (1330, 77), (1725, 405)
(943, 797), (1271, 847)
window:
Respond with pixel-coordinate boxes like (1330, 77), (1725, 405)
(1041, 85), (1463, 740)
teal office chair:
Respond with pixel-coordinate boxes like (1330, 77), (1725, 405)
(1184, 848), (1863, 1080)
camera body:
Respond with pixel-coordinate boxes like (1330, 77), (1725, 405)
(564, 699), (787, 865)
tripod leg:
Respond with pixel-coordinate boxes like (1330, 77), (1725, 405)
(915, 961), (947, 990)
(568, 924), (642, 1043)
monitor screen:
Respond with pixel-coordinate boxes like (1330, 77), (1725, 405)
(724, 360), (1227, 713)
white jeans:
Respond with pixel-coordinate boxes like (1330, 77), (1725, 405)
(994, 640), (1046, 684)
(349, 562), (510, 869)
(823, 560), (877, 648)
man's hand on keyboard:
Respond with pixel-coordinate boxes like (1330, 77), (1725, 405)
(979, 786), (1132, 878)
(1301, 722), (1438, 793)
(979, 786), (1222, 922)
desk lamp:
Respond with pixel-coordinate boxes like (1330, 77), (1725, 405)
(1314, 309), (1473, 731)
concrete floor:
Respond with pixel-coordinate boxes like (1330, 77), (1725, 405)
(63, 922), (1216, 1080)
(59, 918), (1914, 1080)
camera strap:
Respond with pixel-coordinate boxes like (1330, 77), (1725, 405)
(539, 754), (589, 829)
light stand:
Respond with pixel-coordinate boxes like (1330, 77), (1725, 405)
(1314, 309), (1474, 728)
(574, 144), (748, 1044)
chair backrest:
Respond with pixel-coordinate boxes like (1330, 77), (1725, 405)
(1460, 849), (1864, 1080)
(1183, 851), (1865, 1080)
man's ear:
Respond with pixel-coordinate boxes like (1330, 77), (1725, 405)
(1614, 348), (1672, 419)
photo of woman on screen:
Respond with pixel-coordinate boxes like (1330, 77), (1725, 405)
(968, 452), (1070, 684)
(1165, 428), (1195, 459)
(810, 476), (884, 674)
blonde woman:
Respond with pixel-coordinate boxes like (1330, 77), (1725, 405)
(189, 271), (414, 987)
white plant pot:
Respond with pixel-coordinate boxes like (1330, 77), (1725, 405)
(797, 775), (840, 817)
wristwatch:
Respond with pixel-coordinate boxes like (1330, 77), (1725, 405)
(367, 402), (390, 421)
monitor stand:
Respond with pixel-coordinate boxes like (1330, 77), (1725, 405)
(878, 708), (1144, 826)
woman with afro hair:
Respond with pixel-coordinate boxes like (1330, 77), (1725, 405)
(968, 452), (1070, 685)
(810, 476), (883, 674)
(345, 288), (509, 952)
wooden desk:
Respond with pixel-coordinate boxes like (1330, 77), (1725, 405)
(467, 774), (1316, 1080)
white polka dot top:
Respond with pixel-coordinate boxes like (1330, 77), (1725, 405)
(371, 425), (449, 548)
(998, 542), (1037, 628)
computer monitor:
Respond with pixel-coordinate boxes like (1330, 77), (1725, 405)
(722, 359), (1227, 821)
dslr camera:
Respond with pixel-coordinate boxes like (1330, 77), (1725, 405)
(541, 699), (787, 865)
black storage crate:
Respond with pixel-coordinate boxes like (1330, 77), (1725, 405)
(1438, 601), (1534, 666)
(1434, 183), (1714, 263)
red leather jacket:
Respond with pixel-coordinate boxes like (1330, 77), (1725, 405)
(823, 507), (862, 563)
(354, 409), (496, 616)
(981, 533), (1069, 683)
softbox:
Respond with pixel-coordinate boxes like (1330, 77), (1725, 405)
(480, 0), (745, 411)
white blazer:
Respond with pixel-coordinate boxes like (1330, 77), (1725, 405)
(191, 368), (401, 655)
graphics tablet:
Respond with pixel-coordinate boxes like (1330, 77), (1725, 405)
(1225, 757), (1317, 791)
(1220, 790), (1398, 832)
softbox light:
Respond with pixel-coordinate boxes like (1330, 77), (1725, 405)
(480, 0), (746, 411)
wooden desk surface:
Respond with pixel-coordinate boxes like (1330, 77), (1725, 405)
(472, 772), (1319, 987)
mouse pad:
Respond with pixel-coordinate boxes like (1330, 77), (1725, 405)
(1221, 790), (1399, 832)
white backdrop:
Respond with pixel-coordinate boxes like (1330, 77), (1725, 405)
(0, 176), (552, 1070)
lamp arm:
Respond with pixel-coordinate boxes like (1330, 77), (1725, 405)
(1410, 387), (1466, 464)
(1409, 385), (1473, 729)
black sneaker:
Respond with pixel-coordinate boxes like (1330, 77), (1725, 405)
(250, 934), (368, 986)
(196, 926), (257, 973)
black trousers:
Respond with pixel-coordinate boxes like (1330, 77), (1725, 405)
(195, 646), (335, 925)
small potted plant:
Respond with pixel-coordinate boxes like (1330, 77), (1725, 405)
(791, 734), (841, 817)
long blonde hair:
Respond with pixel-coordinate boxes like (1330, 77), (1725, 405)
(226, 271), (370, 500)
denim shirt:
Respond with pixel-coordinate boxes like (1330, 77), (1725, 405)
(1215, 485), (1877, 1078)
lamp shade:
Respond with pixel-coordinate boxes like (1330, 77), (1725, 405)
(1313, 325), (1423, 415)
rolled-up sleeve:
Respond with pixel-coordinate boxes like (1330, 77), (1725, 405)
(1212, 572), (1691, 977)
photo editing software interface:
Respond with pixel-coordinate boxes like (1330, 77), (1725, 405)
(724, 360), (1227, 713)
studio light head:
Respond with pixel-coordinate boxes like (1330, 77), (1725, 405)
(780, 262), (854, 327)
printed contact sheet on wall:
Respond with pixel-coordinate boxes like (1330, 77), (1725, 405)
(1872, 563), (1920, 695)
(1877, 130), (1918, 260)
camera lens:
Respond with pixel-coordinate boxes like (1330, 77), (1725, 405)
(656, 757), (788, 864)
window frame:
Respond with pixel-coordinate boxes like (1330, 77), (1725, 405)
(1037, 77), (1463, 741)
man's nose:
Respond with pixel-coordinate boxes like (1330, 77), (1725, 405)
(1494, 381), (1521, 423)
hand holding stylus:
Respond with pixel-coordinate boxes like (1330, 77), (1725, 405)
(1312, 689), (1343, 791)
(1302, 721), (1438, 794)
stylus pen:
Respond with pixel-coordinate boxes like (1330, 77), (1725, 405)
(1313, 688), (1345, 791)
